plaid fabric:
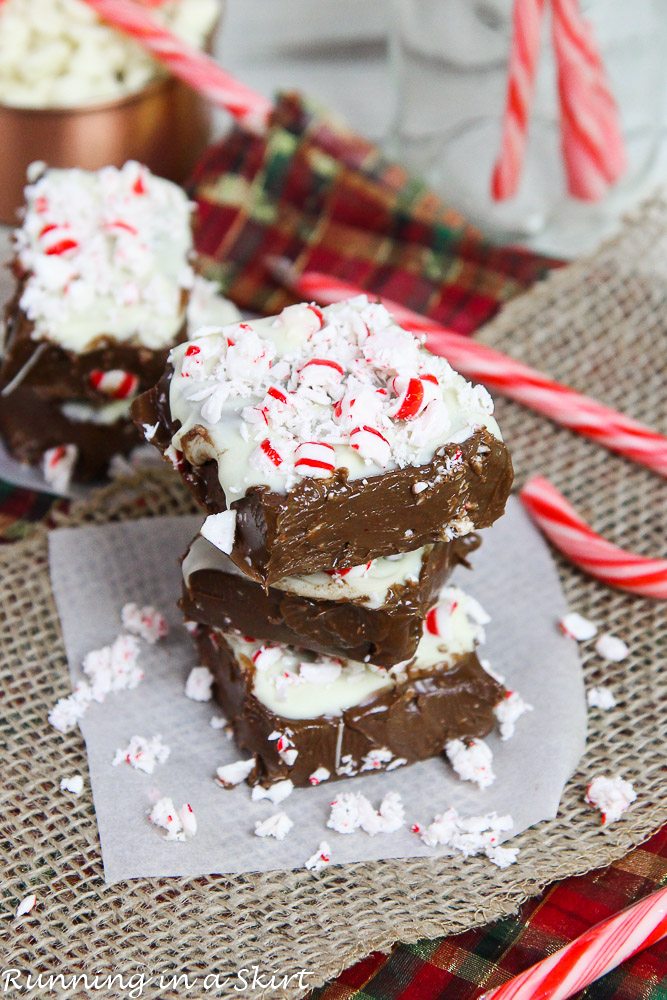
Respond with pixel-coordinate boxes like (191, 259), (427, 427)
(189, 93), (556, 334)
(311, 827), (667, 999)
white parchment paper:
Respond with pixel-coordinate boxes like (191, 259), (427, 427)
(48, 498), (586, 883)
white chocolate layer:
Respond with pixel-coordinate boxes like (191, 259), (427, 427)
(169, 297), (501, 498)
(16, 163), (194, 353)
(183, 534), (427, 610)
(224, 585), (486, 720)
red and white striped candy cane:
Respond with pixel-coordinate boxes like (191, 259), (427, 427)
(82, 0), (272, 133)
(481, 884), (667, 1000)
(552, 0), (627, 200)
(492, 0), (547, 200)
(272, 265), (667, 479)
(520, 476), (667, 599)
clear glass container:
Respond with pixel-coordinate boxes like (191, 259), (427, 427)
(388, 0), (665, 257)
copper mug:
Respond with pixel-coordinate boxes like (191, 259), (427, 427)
(0, 74), (212, 225)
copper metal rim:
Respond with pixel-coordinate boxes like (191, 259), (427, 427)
(0, 74), (212, 225)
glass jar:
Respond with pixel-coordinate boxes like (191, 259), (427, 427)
(388, 0), (665, 257)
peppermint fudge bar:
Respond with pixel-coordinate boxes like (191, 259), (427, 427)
(0, 162), (237, 481)
(133, 297), (513, 584)
(181, 532), (479, 666)
(194, 586), (505, 788)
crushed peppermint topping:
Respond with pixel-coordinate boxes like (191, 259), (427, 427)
(42, 443), (77, 493)
(494, 691), (533, 741)
(169, 297), (500, 497)
(305, 841), (332, 873)
(216, 758), (255, 788)
(121, 602), (169, 644)
(184, 666), (214, 702)
(251, 779), (294, 804)
(595, 634), (629, 662)
(308, 767), (331, 786)
(586, 775), (636, 825)
(559, 612), (598, 641)
(201, 511), (236, 555)
(587, 686), (617, 710)
(112, 734), (170, 774)
(210, 714), (227, 729)
(418, 809), (517, 867)
(445, 738), (495, 789)
(360, 748), (394, 772)
(16, 162), (194, 353)
(149, 797), (197, 841)
(254, 811), (293, 841)
(59, 774), (84, 796)
(327, 791), (405, 836)
(82, 634), (143, 702)
(15, 894), (37, 918)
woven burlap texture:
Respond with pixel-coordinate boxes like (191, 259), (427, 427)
(1, 200), (666, 999)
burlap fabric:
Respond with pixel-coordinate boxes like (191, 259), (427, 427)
(1, 201), (666, 999)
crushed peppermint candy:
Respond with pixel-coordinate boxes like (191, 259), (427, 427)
(82, 634), (142, 702)
(184, 666), (214, 702)
(120, 603), (169, 644)
(216, 758), (255, 788)
(268, 730), (299, 767)
(59, 774), (84, 796)
(559, 612), (598, 641)
(327, 791), (405, 836)
(168, 297), (501, 498)
(15, 894), (37, 918)
(305, 841), (332, 873)
(251, 779), (294, 805)
(210, 714), (227, 729)
(48, 682), (92, 733)
(200, 511), (237, 555)
(595, 634), (629, 662)
(308, 767), (331, 786)
(112, 734), (170, 775)
(445, 738), (495, 789)
(42, 444), (77, 494)
(494, 691), (533, 741)
(149, 798), (197, 842)
(586, 775), (637, 825)
(360, 748), (394, 772)
(16, 163), (195, 353)
(587, 686), (617, 710)
(418, 808), (517, 867)
(254, 812), (293, 841)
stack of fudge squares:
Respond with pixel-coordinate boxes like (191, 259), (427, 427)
(133, 296), (519, 791)
(0, 162), (238, 487)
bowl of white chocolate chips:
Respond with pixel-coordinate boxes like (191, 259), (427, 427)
(0, 0), (221, 223)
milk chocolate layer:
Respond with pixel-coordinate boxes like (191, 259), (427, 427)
(182, 535), (479, 667)
(133, 372), (513, 585)
(195, 626), (505, 788)
(0, 384), (138, 480)
(0, 294), (182, 402)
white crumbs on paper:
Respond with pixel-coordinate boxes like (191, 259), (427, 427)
(201, 511), (237, 555)
(185, 666), (214, 702)
(210, 714), (227, 729)
(586, 775), (636, 825)
(305, 841), (332, 873)
(327, 791), (405, 836)
(587, 686), (617, 710)
(121, 602), (169, 644)
(60, 774), (84, 796)
(417, 809), (517, 868)
(149, 798), (197, 841)
(254, 812), (293, 841)
(112, 734), (170, 774)
(15, 894), (37, 919)
(559, 612), (597, 641)
(595, 634), (629, 662)
(445, 738), (495, 789)
(494, 691), (533, 741)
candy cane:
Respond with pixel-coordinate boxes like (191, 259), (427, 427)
(480, 884), (667, 1000)
(520, 477), (667, 599)
(491, 0), (547, 200)
(82, 0), (272, 133)
(551, 0), (626, 200)
(269, 264), (667, 478)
